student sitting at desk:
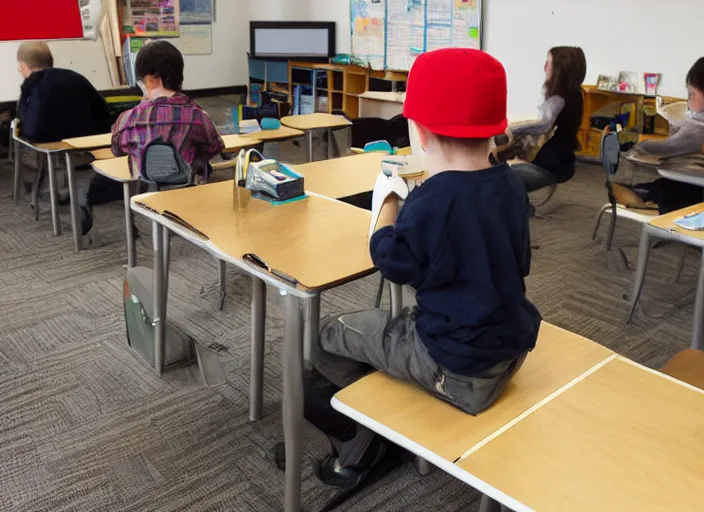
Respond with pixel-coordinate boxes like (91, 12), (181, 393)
(509, 46), (587, 192)
(79, 41), (225, 239)
(627, 57), (704, 214)
(17, 42), (111, 143)
(303, 49), (541, 491)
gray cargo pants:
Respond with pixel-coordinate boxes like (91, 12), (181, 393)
(310, 307), (527, 467)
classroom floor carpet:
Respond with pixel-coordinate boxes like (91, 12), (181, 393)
(0, 137), (695, 511)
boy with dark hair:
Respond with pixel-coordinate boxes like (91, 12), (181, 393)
(304, 48), (541, 489)
(80, 41), (224, 238)
(111, 40), (224, 178)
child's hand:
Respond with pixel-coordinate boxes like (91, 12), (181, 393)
(369, 172), (408, 239)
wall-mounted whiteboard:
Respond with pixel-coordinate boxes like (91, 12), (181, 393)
(350, 0), (483, 71)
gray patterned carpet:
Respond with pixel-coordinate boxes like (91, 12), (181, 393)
(0, 128), (696, 511)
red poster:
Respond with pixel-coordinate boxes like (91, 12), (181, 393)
(0, 0), (83, 42)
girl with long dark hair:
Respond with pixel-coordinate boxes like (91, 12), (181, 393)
(511, 46), (587, 192)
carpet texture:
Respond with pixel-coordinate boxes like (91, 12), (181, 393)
(0, 133), (695, 511)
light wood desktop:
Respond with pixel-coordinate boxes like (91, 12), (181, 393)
(63, 133), (112, 150)
(90, 148), (116, 160)
(220, 134), (265, 152)
(357, 91), (405, 120)
(134, 181), (375, 290)
(281, 114), (351, 162)
(648, 202), (704, 239)
(281, 113), (351, 131)
(295, 152), (384, 199)
(241, 126), (304, 142)
(92, 156), (134, 183)
(459, 357), (704, 511)
(333, 322), (613, 462)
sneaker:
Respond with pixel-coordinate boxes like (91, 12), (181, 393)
(315, 436), (387, 489)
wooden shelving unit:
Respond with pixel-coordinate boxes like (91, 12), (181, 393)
(288, 61), (408, 119)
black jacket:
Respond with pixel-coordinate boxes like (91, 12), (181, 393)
(18, 68), (111, 143)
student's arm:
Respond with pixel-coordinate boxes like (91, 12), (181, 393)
(17, 81), (44, 142)
(637, 122), (704, 158)
(110, 109), (133, 157)
(370, 202), (425, 286)
(84, 79), (111, 133)
(193, 109), (225, 159)
(511, 95), (565, 136)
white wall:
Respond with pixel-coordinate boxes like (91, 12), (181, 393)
(0, 0), (251, 102)
(287, 0), (701, 117)
(485, 0), (699, 117)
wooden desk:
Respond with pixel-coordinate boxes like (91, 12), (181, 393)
(458, 357), (704, 511)
(281, 113), (351, 131)
(12, 136), (77, 239)
(220, 134), (264, 153)
(241, 126), (303, 142)
(295, 153), (383, 199)
(281, 114), (351, 162)
(63, 133), (112, 150)
(132, 182), (376, 512)
(357, 91), (405, 120)
(134, 181), (374, 290)
(629, 203), (704, 351)
(333, 323), (613, 462)
(90, 148), (116, 160)
(638, 133), (668, 143)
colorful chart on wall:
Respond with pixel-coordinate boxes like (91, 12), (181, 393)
(351, 0), (483, 71)
(350, 0), (386, 70)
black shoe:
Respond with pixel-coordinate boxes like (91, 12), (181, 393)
(315, 437), (387, 489)
(79, 206), (94, 236)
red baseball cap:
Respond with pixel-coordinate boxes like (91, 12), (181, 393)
(403, 48), (508, 139)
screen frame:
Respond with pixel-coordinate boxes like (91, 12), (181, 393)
(249, 21), (336, 62)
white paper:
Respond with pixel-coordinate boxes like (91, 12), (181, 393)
(171, 24), (212, 55)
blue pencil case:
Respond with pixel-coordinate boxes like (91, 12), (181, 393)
(674, 211), (704, 231)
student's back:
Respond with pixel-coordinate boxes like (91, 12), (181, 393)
(373, 163), (538, 375)
(19, 67), (110, 143)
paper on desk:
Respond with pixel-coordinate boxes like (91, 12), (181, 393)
(369, 173), (408, 240)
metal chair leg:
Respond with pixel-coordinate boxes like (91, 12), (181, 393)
(591, 204), (611, 240)
(627, 227), (653, 324)
(375, 276), (386, 308)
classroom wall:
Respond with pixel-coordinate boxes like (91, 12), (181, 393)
(0, 0), (251, 103)
(295, 0), (700, 117)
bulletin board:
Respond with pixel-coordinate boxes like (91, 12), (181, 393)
(350, 0), (483, 71)
(0, 0), (84, 42)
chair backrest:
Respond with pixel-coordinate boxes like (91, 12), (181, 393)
(140, 139), (193, 191)
(600, 128), (622, 206)
(601, 129), (621, 178)
(363, 140), (393, 153)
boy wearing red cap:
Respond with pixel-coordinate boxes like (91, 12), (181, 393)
(303, 49), (541, 490)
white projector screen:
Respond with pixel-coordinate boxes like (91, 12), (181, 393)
(250, 22), (335, 59)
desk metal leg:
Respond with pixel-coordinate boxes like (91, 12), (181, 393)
(691, 250), (704, 350)
(390, 283), (403, 317)
(626, 227), (653, 324)
(153, 222), (166, 376)
(162, 228), (171, 319)
(303, 294), (320, 364)
(250, 277), (267, 421)
(124, 182), (136, 268)
(479, 494), (511, 512)
(327, 128), (333, 160)
(47, 154), (62, 236)
(13, 142), (21, 204)
(307, 131), (314, 162)
(282, 291), (304, 512)
(65, 152), (82, 250)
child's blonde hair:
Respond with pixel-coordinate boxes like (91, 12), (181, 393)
(17, 42), (53, 70)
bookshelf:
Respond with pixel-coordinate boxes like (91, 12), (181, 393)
(288, 61), (408, 119)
